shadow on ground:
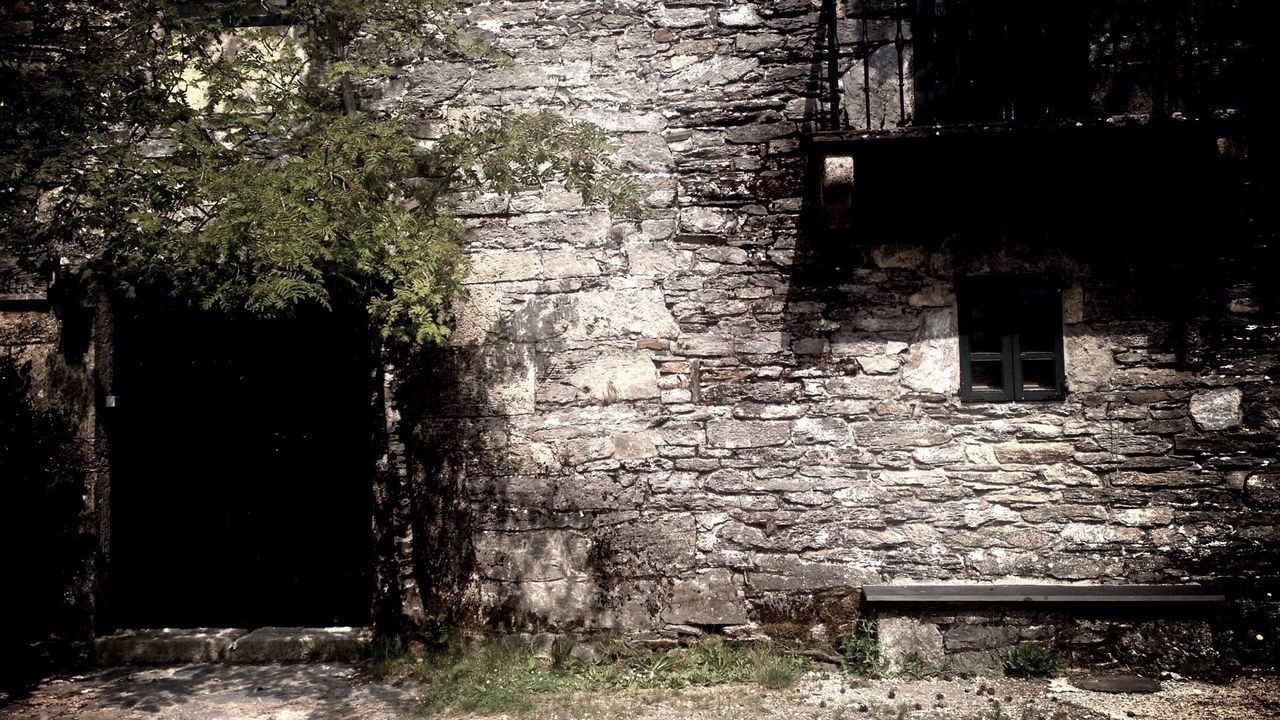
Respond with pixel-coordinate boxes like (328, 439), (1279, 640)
(0, 663), (419, 720)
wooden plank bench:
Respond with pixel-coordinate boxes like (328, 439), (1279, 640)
(862, 584), (1226, 605)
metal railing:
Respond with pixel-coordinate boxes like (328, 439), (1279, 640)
(815, 0), (1243, 134)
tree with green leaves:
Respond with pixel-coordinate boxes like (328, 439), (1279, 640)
(1, 0), (636, 343)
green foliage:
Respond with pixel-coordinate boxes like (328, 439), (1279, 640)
(835, 617), (885, 677)
(417, 612), (452, 649)
(1001, 644), (1063, 679)
(365, 635), (408, 667)
(895, 647), (935, 680)
(751, 648), (810, 689)
(363, 636), (812, 714)
(2, 0), (637, 343)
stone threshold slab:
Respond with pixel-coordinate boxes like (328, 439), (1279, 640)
(93, 626), (371, 666)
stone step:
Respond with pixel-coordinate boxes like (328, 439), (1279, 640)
(93, 627), (371, 666)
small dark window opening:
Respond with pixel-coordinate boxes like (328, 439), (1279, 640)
(958, 276), (1065, 402)
(913, 0), (1090, 125)
(179, 0), (291, 27)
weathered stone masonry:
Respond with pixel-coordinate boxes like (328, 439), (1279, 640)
(3, 0), (1277, 666)
(377, 0), (1279, 659)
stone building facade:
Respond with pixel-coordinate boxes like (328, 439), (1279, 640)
(382, 0), (1279, 663)
(3, 0), (1277, 666)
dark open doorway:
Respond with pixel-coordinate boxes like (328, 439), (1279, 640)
(107, 304), (373, 629)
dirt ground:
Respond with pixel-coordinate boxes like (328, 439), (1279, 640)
(2, 664), (1277, 720)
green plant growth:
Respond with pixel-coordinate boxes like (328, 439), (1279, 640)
(417, 612), (451, 650)
(2, 0), (638, 345)
(1001, 643), (1063, 679)
(895, 647), (935, 680)
(834, 617), (885, 676)
(362, 636), (813, 715)
(980, 698), (1010, 720)
(750, 648), (811, 689)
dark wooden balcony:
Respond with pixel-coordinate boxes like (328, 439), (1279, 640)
(813, 0), (1256, 136)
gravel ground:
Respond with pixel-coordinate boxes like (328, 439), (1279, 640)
(0, 664), (418, 720)
(2, 665), (1276, 720)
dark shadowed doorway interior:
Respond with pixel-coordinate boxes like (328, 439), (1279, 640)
(108, 304), (373, 629)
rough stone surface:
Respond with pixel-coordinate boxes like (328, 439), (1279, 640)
(662, 569), (749, 626)
(877, 616), (945, 672)
(901, 308), (959, 394)
(94, 629), (249, 666)
(569, 352), (661, 402)
(228, 627), (370, 664)
(5, 0), (1278, 663)
(2, 664), (419, 720)
(1189, 387), (1243, 431)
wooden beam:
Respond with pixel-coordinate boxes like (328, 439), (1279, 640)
(862, 584), (1226, 604)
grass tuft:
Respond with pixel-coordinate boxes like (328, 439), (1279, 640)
(1001, 643), (1063, 679)
(362, 635), (813, 715)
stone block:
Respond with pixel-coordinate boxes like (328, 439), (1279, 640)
(907, 284), (955, 307)
(664, 56), (759, 90)
(476, 530), (593, 583)
(851, 419), (952, 448)
(1113, 507), (1175, 527)
(481, 578), (604, 629)
(943, 623), (1019, 652)
(662, 568), (747, 626)
(1064, 330), (1117, 391)
(94, 628), (247, 665)
(626, 242), (690, 277)
(540, 250), (603, 279)
(652, 5), (707, 29)
(746, 560), (875, 592)
(877, 616), (944, 673)
(718, 5), (763, 27)
(902, 308), (959, 394)
(228, 627), (370, 664)
(1189, 387), (1242, 431)
(911, 443), (968, 466)
(613, 432), (659, 459)
(593, 514), (698, 577)
(706, 419), (791, 448)
(1245, 472), (1280, 508)
(992, 442), (1076, 464)
(466, 251), (541, 283)
(1108, 470), (1211, 488)
(569, 351), (660, 402)
(510, 288), (680, 341)
(421, 343), (536, 416)
(450, 284), (503, 346)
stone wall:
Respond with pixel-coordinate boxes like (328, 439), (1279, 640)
(5, 0), (1275, 664)
(376, 0), (1279, 650)
(0, 294), (105, 654)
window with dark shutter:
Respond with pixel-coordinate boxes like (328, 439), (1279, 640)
(957, 276), (1065, 402)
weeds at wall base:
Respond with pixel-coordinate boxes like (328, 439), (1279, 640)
(361, 635), (813, 715)
(361, 624), (1080, 715)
